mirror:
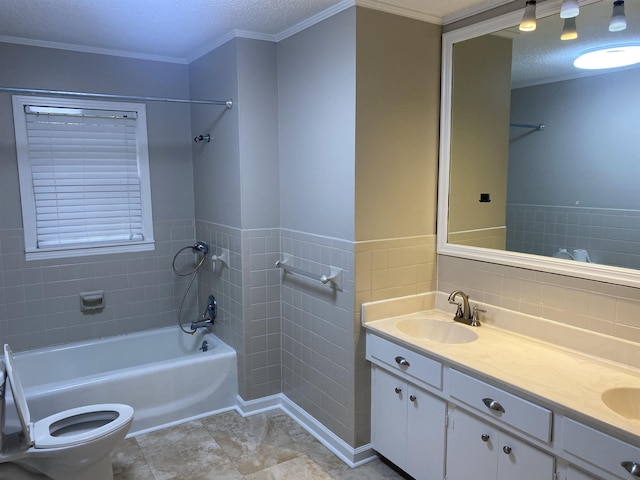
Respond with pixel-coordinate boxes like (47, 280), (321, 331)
(438, 0), (640, 287)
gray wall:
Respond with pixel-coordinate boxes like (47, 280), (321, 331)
(507, 68), (640, 267)
(0, 43), (198, 351)
(189, 40), (242, 228)
(278, 8), (356, 241)
(508, 68), (640, 209)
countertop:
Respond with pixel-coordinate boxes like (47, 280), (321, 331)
(363, 305), (640, 444)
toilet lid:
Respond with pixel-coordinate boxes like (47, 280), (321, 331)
(3, 344), (34, 446)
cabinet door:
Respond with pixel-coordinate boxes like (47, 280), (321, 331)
(498, 430), (555, 480)
(406, 384), (446, 480)
(565, 465), (600, 480)
(371, 366), (407, 469)
(446, 407), (499, 480)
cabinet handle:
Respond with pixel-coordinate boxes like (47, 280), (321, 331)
(621, 461), (640, 477)
(482, 397), (506, 413)
(503, 446), (512, 455)
(481, 434), (490, 443)
(395, 356), (410, 367)
(409, 394), (417, 402)
(395, 387), (402, 394)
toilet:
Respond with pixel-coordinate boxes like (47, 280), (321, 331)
(0, 345), (134, 480)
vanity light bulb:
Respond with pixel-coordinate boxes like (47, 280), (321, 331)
(561, 17), (578, 40)
(560, 0), (579, 18)
(519, 0), (537, 31)
(609, 0), (627, 32)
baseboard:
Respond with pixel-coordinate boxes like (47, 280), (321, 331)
(235, 394), (377, 468)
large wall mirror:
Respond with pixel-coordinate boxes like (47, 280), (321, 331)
(438, 0), (640, 287)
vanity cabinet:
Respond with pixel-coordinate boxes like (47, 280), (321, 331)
(562, 418), (640, 480)
(565, 465), (600, 480)
(370, 365), (446, 480)
(446, 406), (555, 480)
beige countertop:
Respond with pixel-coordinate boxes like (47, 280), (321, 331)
(363, 303), (640, 445)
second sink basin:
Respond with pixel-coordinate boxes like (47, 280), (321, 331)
(601, 388), (640, 422)
(395, 317), (478, 344)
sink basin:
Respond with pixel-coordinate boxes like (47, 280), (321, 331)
(601, 388), (640, 421)
(395, 318), (478, 344)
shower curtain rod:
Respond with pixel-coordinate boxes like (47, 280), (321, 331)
(0, 86), (233, 109)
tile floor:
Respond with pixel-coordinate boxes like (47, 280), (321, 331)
(111, 409), (410, 480)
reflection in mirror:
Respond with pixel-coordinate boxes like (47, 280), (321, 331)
(440, 0), (640, 284)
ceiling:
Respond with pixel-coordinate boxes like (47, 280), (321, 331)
(508, 0), (640, 87)
(0, 0), (508, 63)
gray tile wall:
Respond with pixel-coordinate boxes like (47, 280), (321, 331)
(507, 204), (640, 269)
(280, 229), (356, 446)
(0, 219), (197, 352)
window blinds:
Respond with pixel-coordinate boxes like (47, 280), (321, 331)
(24, 105), (145, 248)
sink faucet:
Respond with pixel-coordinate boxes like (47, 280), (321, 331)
(448, 290), (484, 327)
(448, 290), (471, 321)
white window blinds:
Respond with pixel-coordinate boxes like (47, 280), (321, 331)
(13, 96), (154, 259)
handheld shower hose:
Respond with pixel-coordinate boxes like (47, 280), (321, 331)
(172, 242), (209, 335)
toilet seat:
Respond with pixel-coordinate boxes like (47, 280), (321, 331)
(3, 345), (134, 449)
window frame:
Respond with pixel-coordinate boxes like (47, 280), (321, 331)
(12, 95), (155, 260)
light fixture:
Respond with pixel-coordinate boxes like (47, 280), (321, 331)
(561, 17), (578, 40)
(609, 0), (627, 32)
(560, 0), (579, 18)
(519, 0), (537, 31)
(574, 45), (640, 69)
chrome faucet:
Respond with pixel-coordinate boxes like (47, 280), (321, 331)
(448, 290), (484, 327)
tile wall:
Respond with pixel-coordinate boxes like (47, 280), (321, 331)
(438, 254), (640, 343)
(279, 229), (356, 446)
(507, 204), (640, 269)
(0, 219), (197, 352)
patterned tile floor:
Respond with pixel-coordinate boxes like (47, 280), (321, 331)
(111, 410), (410, 480)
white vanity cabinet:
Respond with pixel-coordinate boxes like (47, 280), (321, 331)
(371, 365), (446, 480)
(446, 406), (555, 480)
(565, 465), (601, 480)
(562, 418), (640, 480)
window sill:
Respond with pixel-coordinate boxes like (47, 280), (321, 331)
(25, 241), (155, 261)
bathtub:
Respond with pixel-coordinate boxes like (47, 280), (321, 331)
(3, 327), (238, 436)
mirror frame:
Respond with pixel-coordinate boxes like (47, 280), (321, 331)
(437, 1), (640, 288)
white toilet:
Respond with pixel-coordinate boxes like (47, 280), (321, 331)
(0, 345), (134, 480)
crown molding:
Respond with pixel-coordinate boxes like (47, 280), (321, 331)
(356, 0), (443, 24)
(0, 35), (188, 64)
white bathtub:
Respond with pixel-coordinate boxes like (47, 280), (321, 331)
(4, 327), (238, 436)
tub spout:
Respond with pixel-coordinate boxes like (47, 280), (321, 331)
(190, 319), (214, 331)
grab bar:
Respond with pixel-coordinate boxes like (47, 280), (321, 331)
(275, 260), (343, 291)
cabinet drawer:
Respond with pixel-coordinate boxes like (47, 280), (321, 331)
(562, 417), (640, 479)
(449, 369), (552, 443)
(366, 333), (442, 390)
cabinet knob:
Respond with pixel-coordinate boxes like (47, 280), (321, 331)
(481, 434), (490, 443)
(482, 397), (506, 413)
(621, 461), (640, 477)
(395, 387), (402, 394)
(395, 356), (410, 367)
(409, 394), (417, 402)
(502, 446), (512, 455)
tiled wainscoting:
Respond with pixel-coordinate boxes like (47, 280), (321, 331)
(507, 203), (640, 269)
(0, 219), (197, 351)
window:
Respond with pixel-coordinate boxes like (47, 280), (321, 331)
(12, 96), (154, 260)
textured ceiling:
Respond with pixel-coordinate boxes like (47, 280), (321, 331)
(509, 0), (640, 87)
(0, 0), (503, 63)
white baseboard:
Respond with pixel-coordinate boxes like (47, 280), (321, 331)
(235, 394), (377, 468)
